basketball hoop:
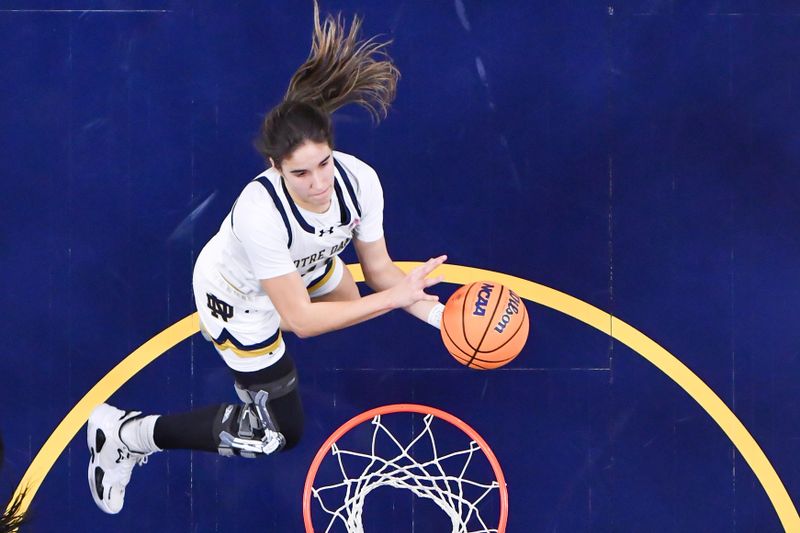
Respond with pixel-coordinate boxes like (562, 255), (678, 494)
(303, 404), (508, 532)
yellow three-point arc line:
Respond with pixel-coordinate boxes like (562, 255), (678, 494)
(9, 263), (799, 531)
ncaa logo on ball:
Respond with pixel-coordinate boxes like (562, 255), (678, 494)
(472, 283), (494, 316)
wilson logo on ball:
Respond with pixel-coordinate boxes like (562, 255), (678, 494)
(494, 290), (521, 333)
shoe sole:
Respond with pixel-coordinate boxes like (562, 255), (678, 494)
(87, 404), (122, 514)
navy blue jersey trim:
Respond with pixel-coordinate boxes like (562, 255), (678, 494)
(280, 178), (316, 234)
(334, 158), (362, 218)
(213, 328), (280, 352)
(333, 179), (351, 226)
(306, 258), (334, 288)
(254, 177), (293, 248)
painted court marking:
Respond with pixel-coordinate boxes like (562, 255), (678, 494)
(9, 263), (799, 530)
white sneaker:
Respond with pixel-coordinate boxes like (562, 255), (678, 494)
(87, 404), (150, 514)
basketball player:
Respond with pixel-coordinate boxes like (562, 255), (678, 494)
(86, 2), (447, 514)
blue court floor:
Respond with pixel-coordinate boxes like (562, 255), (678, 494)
(1, 1), (798, 531)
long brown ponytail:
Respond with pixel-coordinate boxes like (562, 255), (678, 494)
(255, 1), (400, 166)
(286, 1), (399, 120)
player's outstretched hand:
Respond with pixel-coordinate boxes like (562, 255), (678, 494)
(388, 255), (447, 309)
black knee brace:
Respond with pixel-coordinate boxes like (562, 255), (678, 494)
(214, 356), (303, 457)
(213, 391), (285, 458)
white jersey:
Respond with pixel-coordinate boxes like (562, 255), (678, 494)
(192, 150), (384, 371)
(212, 150), (383, 295)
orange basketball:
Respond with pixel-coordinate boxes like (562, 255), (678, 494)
(440, 281), (529, 369)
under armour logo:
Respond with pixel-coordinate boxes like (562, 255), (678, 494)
(207, 293), (234, 322)
(318, 226), (334, 237)
(115, 449), (126, 464)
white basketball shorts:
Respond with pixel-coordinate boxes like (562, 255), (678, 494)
(193, 246), (345, 372)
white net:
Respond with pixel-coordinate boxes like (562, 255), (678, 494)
(310, 413), (502, 533)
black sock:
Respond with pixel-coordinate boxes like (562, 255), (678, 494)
(153, 404), (224, 452)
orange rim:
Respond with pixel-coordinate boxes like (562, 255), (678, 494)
(302, 403), (508, 532)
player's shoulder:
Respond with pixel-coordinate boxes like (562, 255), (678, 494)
(333, 150), (380, 194)
(333, 151), (378, 178)
(233, 168), (285, 221)
(238, 167), (281, 203)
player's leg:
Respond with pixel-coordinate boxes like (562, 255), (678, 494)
(226, 354), (304, 453)
(160, 262), (304, 456)
(88, 349), (302, 513)
(153, 351), (303, 455)
(164, 248), (300, 455)
(88, 255), (301, 513)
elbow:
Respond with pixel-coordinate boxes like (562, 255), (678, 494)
(362, 272), (383, 293)
(293, 327), (311, 339)
(361, 262), (401, 293)
(285, 318), (318, 339)
(294, 328), (322, 339)
(362, 278), (378, 293)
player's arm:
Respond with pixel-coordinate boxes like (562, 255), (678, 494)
(260, 255), (445, 338)
(354, 237), (445, 326)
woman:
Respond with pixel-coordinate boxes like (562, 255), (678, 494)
(87, 2), (446, 514)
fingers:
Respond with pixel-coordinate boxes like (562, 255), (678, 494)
(400, 256), (448, 308)
(424, 274), (444, 288)
(413, 255), (448, 277)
